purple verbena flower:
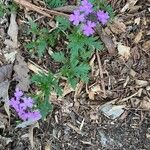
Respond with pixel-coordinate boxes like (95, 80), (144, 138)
(22, 97), (34, 108)
(82, 21), (96, 36)
(79, 0), (93, 15)
(14, 88), (23, 100)
(69, 10), (85, 26)
(28, 110), (42, 121)
(9, 88), (41, 122)
(9, 98), (20, 112)
(18, 110), (29, 121)
(97, 10), (109, 25)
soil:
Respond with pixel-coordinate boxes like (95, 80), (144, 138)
(0, 0), (150, 150)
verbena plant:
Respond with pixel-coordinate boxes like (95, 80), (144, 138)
(26, 0), (114, 119)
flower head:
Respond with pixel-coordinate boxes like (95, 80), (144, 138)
(82, 21), (96, 36)
(69, 0), (110, 36)
(69, 10), (85, 26)
(28, 110), (42, 121)
(9, 98), (20, 112)
(22, 97), (34, 108)
(9, 88), (41, 122)
(14, 88), (23, 100)
(79, 0), (93, 15)
(97, 10), (109, 25)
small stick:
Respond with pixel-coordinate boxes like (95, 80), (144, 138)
(96, 50), (106, 98)
(13, 0), (69, 18)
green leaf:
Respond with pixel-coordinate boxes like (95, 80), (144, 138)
(51, 52), (65, 63)
(74, 63), (90, 82)
(28, 20), (38, 34)
(68, 77), (78, 89)
(26, 41), (36, 49)
(37, 39), (47, 57)
(68, 32), (85, 61)
(47, 29), (59, 47)
(0, 4), (6, 17)
(32, 71), (62, 96)
(39, 97), (53, 118)
(84, 36), (103, 50)
(56, 16), (70, 31)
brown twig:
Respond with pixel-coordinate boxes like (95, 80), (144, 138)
(96, 50), (106, 98)
(13, 0), (69, 18)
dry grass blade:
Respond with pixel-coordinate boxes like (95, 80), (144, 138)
(96, 51), (106, 98)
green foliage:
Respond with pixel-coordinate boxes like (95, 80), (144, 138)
(56, 16), (70, 31)
(26, 20), (57, 57)
(0, 2), (18, 17)
(0, 3), (6, 17)
(27, 0), (114, 118)
(52, 50), (90, 88)
(45, 0), (66, 8)
(51, 51), (66, 63)
(26, 17), (70, 57)
(68, 31), (103, 61)
(57, 56), (90, 88)
(31, 72), (62, 118)
(51, 28), (103, 88)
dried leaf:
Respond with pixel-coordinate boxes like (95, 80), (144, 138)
(0, 64), (13, 82)
(96, 24), (116, 54)
(13, 53), (30, 91)
(99, 103), (125, 119)
(117, 43), (130, 60)
(0, 135), (12, 149)
(0, 80), (10, 117)
(62, 83), (74, 97)
(91, 84), (101, 92)
(4, 51), (17, 63)
(4, 13), (18, 48)
(88, 84), (102, 100)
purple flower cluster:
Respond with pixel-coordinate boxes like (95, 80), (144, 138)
(69, 0), (110, 36)
(9, 88), (41, 122)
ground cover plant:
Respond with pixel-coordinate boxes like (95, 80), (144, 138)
(0, 0), (150, 149)
(23, 0), (114, 119)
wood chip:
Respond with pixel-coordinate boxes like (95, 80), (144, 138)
(134, 30), (143, 44)
(117, 43), (130, 60)
(109, 19), (126, 34)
